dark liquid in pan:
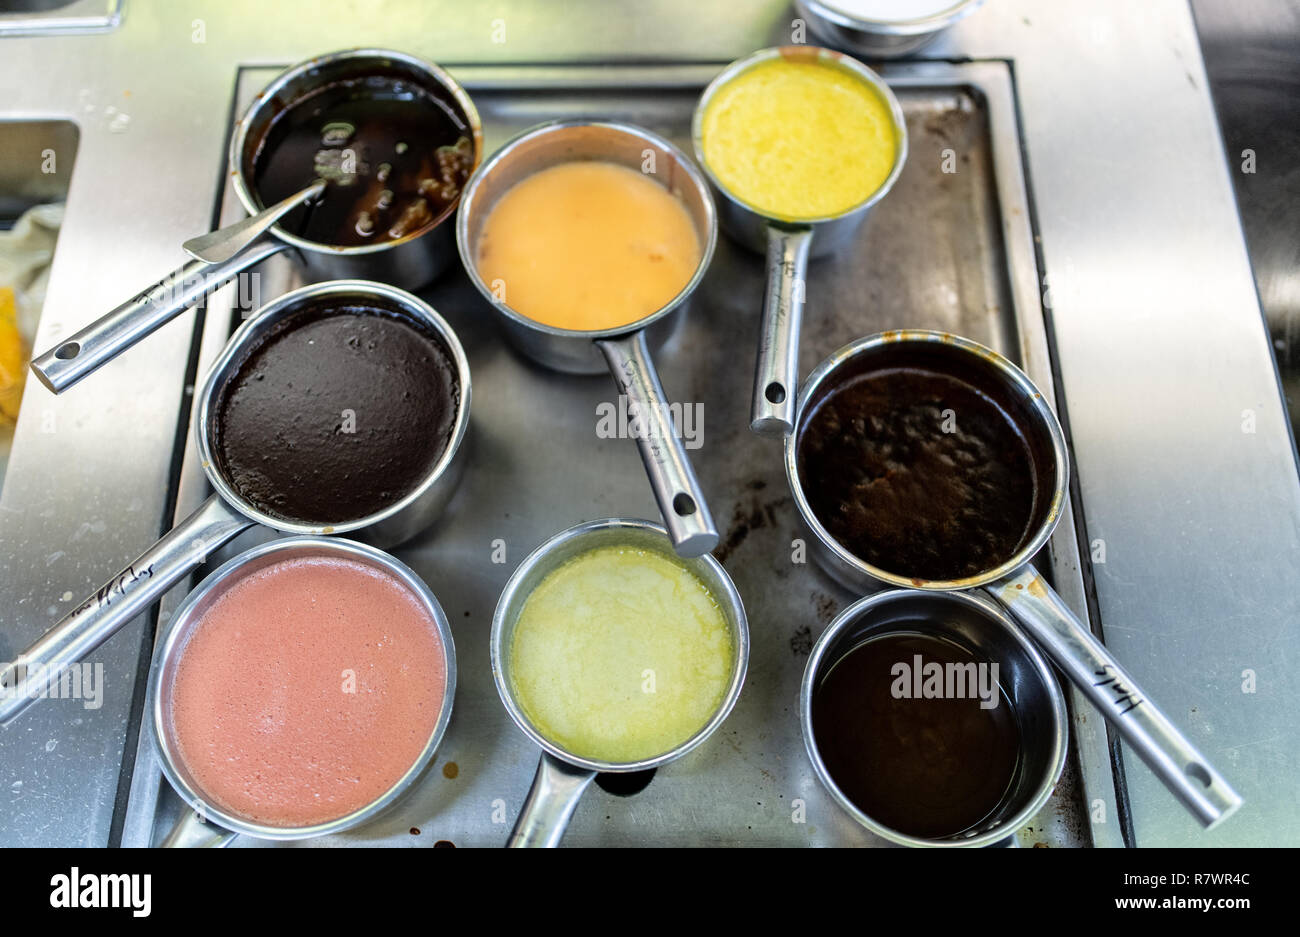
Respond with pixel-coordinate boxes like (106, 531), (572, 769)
(798, 366), (1038, 581)
(214, 305), (459, 525)
(253, 75), (473, 247)
(811, 632), (1021, 839)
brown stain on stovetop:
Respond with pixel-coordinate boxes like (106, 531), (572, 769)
(920, 98), (978, 149)
(714, 479), (793, 565)
(813, 591), (837, 624)
(790, 625), (813, 657)
(791, 592), (837, 657)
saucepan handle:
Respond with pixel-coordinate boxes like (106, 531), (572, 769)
(0, 494), (254, 725)
(30, 239), (284, 394)
(994, 564), (1242, 829)
(751, 225), (814, 437)
(596, 331), (719, 558)
(507, 751), (597, 848)
(160, 807), (237, 848)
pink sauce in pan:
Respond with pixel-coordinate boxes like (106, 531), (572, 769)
(168, 554), (447, 828)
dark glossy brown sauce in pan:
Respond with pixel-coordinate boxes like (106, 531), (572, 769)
(798, 365), (1039, 581)
(214, 305), (459, 526)
(253, 75), (473, 247)
(811, 632), (1021, 839)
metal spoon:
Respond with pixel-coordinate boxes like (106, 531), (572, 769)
(182, 179), (326, 264)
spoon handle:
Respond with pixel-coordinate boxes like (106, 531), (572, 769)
(183, 179), (326, 264)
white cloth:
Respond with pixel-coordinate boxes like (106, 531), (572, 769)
(0, 201), (64, 343)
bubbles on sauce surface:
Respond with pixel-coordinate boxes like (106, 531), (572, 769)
(798, 366), (1039, 581)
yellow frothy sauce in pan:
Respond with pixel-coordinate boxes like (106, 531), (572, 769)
(701, 58), (899, 221)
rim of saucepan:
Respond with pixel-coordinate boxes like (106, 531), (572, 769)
(195, 279), (472, 537)
(784, 330), (1070, 591)
(799, 588), (1067, 847)
(229, 47), (483, 257)
(798, 0), (986, 36)
(490, 517), (749, 773)
(147, 535), (457, 842)
(455, 119), (719, 342)
(690, 46), (909, 228)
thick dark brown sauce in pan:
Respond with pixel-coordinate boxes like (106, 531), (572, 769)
(798, 365), (1039, 581)
(253, 75), (472, 247)
(214, 305), (459, 526)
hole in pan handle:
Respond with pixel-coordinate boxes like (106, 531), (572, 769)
(0, 494), (253, 726)
(29, 238), (285, 395)
(596, 330), (719, 558)
(751, 226), (814, 438)
(994, 564), (1243, 829)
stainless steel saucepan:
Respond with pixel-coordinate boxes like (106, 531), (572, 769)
(457, 120), (720, 557)
(786, 330), (1242, 828)
(30, 47), (482, 394)
(147, 536), (456, 847)
(801, 589), (1068, 848)
(0, 280), (471, 725)
(491, 518), (749, 847)
(795, 0), (988, 59)
(691, 46), (907, 437)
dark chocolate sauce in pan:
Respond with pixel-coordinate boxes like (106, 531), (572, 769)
(811, 632), (1021, 839)
(253, 75), (473, 247)
(214, 304), (459, 526)
(798, 365), (1040, 581)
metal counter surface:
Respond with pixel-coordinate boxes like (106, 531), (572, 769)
(0, 0), (1294, 847)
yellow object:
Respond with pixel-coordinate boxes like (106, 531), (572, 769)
(0, 287), (26, 424)
(510, 544), (733, 763)
(476, 161), (702, 331)
(701, 58), (898, 221)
